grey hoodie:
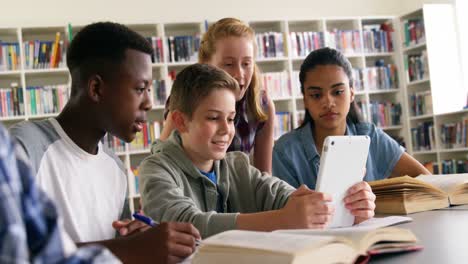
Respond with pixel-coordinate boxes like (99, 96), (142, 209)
(139, 131), (295, 238)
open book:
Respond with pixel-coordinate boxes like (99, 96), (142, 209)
(370, 173), (468, 214)
(192, 227), (420, 264)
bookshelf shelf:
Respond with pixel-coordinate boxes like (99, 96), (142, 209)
(403, 42), (426, 52)
(28, 113), (59, 119)
(438, 148), (468, 154)
(413, 150), (437, 155)
(409, 114), (434, 121)
(257, 57), (288, 63)
(0, 70), (21, 76)
(24, 68), (69, 75)
(364, 52), (394, 57)
(0, 115), (26, 121)
(367, 88), (400, 95)
(407, 78), (430, 86)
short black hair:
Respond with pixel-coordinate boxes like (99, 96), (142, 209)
(299, 47), (362, 127)
(169, 63), (239, 118)
(67, 22), (153, 96)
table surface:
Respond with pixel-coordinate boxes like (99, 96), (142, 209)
(370, 208), (468, 263)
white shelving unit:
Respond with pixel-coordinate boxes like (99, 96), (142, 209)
(397, 5), (467, 174)
(2, 8), (463, 209)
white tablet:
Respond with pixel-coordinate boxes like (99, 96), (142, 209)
(315, 135), (370, 228)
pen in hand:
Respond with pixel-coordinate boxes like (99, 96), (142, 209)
(132, 212), (201, 246)
(132, 212), (158, 227)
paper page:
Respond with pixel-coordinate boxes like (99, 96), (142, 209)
(275, 216), (412, 235)
(417, 174), (468, 192)
(201, 230), (335, 254)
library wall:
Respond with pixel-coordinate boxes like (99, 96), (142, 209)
(1, 0), (402, 27)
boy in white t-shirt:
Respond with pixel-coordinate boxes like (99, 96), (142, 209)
(10, 22), (200, 264)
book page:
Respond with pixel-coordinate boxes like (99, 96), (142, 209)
(274, 216), (412, 246)
(417, 174), (468, 193)
(201, 230), (337, 254)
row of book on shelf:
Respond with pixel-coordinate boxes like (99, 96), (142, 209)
(411, 121), (435, 151)
(410, 90), (432, 116)
(405, 51), (429, 82)
(104, 121), (161, 153)
(23, 32), (66, 69)
(422, 159), (468, 174)
(356, 101), (402, 127)
(0, 42), (20, 71)
(440, 119), (468, 149)
(0, 83), (69, 118)
(0, 79), (168, 118)
(402, 18), (425, 47)
(353, 62), (398, 91)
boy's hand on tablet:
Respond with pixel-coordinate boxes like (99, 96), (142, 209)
(113, 218), (151, 236)
(343, 181), (376, 224)
(281, 185), (335, 229)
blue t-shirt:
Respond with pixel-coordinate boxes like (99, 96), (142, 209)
(272, 121), (404, 189)
(199, 169), (224, 213)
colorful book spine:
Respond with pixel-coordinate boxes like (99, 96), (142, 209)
(103, 134), (126, 153)
(288, 31), (324, 57)
(353, 63), (398, 91)
(326, 29), (361, 54)
(152, 79), (167, 107)
(128, 121), (161, 151)
(261, 72), (291, 99)
(410, 91), (432, 116)
(0, 83), (24, 117)
(411, 121), (435, 151)
(256, 32), (285, 59)
(25, 85), (69, 116)
(0, 42), (20, 71)
(402, 18), (425, 47)
(147, 36), (165, 63)
(356, 100), (402, 127)
(405, 51), (429, 82)
(165, 35), (201, 63)
(362, 23), (394, 53)
(274, 112), (291, 140)
(23, 35), (66, 69)
(440, 119), (468, 149)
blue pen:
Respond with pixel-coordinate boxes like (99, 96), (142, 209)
(132, 212), (158, 227)
(132, 212), (202, 246)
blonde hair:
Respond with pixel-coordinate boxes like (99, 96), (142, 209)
(199, 17), (267, 122)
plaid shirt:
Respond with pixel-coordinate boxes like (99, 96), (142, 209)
(0, 125), (120, 264)
(228, 90), (269, 153)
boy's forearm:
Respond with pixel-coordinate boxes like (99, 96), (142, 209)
(236, 209), (287, 232)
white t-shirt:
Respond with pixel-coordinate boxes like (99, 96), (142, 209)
(10, 118), (129, 243)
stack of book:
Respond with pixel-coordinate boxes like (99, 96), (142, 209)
(326, 29), (361, 55)
(288, 31), (324, 57)
(0, 41), (20, 71)
(25, 84), (69, 116)
(0, 83), (24, 117)
(166, 35), (201, 63)
(23, 32), (66, 69)
(256, 32), (285, 58)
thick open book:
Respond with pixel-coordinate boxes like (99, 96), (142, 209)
(192, 227), (420, 264)
(370, 174), (468, 214)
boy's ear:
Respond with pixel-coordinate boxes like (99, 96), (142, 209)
(171, 110), (190, 133)
(87, 74), (105, 103)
